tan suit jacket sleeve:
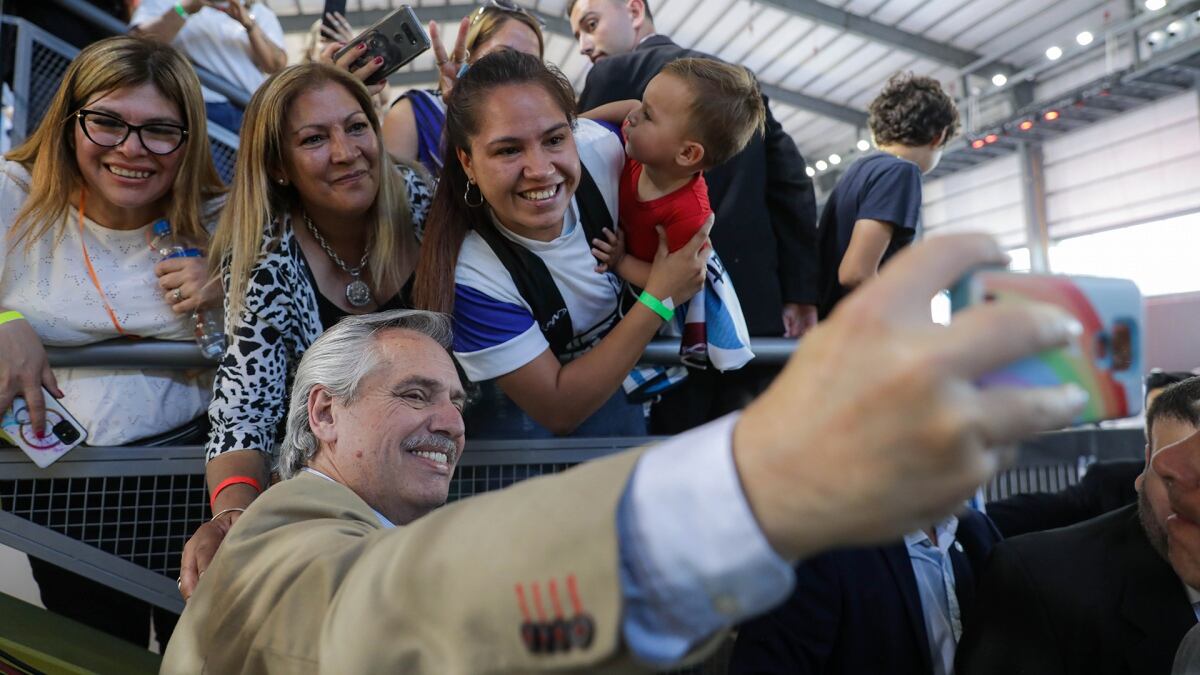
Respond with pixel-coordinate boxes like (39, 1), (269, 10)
(164, 449), (650, 674)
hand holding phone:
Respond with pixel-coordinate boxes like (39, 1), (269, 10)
(0, 316), (63, 437)
(951, 270), (1143, 425)
(332, 6), (431, 86)
(1, 388), (87, 468)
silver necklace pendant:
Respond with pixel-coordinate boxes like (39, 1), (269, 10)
(346, 277), (372, 307)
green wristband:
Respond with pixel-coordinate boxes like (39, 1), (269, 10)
(173, 3), (189, 19)
(638, 291), (674, 323)
(0, 310), (26, 326)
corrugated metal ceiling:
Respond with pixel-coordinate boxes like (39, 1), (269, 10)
(264, 0), (1134, 168)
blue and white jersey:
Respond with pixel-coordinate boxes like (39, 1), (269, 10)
(452, 119), (625, 383)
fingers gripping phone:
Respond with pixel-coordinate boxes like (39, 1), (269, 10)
(332, 6), (431, 86)
(950, 270), (1143, 425)
(1, 388), (87, 468)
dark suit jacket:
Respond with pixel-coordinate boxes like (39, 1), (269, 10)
(957, 503), (1197, 675)
(728, 509), (1001, 675)
(578, 35), (819, 336)
(986, 459), (1143, 538)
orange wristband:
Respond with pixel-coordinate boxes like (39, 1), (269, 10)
(210, 475), (262, 511)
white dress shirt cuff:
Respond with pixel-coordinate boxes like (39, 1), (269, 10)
(622, 412), (795, 663)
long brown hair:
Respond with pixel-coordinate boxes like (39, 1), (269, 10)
(412, 50), (577, 313)
(210, 63), (420, 322)
(5, 36), (223, 249)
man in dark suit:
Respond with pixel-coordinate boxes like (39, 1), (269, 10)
(957, 377), (1200, 675)
(728, 508), (1001, 675)
(568, 0), (821, 433)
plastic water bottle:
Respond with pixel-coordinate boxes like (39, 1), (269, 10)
(151, 219), (226, 361)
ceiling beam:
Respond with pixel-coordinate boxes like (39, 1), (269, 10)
(760, 83), (867, 127)
(755, 0), (989, 71)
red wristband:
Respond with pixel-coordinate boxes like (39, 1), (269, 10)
(210, 475), (262, 511)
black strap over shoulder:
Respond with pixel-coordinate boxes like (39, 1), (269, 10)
(473, 164), (613, 358)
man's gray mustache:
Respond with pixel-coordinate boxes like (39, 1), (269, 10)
(403, 433), (459, 461)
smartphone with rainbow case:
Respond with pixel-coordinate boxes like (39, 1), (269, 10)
(950, 270), (1143, 425)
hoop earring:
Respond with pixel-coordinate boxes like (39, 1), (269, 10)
(463, 179), (484, 208)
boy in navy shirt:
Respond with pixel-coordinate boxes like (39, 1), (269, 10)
(817, 73), (959, 318)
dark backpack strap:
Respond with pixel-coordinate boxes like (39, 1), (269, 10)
(574, 163), (613, 256)
(473, 223), (574, 358)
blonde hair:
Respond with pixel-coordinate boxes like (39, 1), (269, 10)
(4, 36), (223, 249)
(302, 19), (325, 64)
(466, 7), (545, 61)
(211, 63), (419, 322)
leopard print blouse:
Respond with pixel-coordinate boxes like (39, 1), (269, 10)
(205, 166), (432, 462)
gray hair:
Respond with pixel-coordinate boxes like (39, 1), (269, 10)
(277, 309), (454, 479)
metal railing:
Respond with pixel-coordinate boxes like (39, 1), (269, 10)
(43, 336), (803, 370)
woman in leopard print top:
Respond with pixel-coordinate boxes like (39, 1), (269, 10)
(180, 63), (431, 597)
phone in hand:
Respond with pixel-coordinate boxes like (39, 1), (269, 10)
(950, 270), (1143, 425)
(332, 6), (431, 86)
(0, 388), (87, 468)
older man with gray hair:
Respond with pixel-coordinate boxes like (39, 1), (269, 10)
(164, 234), (1091, 674)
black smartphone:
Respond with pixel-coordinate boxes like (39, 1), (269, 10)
(332, 6), (431, 86)
(321, 0), (348, 37)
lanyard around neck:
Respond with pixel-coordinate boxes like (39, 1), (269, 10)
(77, 189), (133, 337)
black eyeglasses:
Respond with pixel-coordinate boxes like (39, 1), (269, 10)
(75, 109), (189, 156)
(472, 0), (547, 28)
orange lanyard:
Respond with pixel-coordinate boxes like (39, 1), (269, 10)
(77, 189), (133, 337)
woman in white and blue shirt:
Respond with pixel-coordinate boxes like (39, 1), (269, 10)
(413, 51), (709, 438)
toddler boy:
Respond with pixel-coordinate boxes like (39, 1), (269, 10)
(584, 57), (764, 380)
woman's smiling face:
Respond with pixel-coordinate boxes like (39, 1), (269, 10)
(456, 82), (579, 242)
(281, 82), (381, 221)
(73, 82), (186, 227)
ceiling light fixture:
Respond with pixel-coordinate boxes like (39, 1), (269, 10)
(1076, 31), (1094, 46)
(829, 154), (842, 165)
(857, 139), (871, 152)
(1046, 45), (1064, 60)
(815, 160), (828, 171)
(1145, 0), (1167, 11)
(1044, 110), (1060, 121)
(992, 73), (1008, 87)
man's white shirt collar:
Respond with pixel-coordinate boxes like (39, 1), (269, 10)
(301, 467), (395, 528)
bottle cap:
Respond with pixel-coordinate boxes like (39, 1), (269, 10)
(152, 219), (171, 236)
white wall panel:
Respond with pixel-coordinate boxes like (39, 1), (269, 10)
(923, 154), (1027, 248)
(1043, 92), (1200, 238)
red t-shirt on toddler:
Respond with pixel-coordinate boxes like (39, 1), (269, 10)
(618, 156), (713, 262)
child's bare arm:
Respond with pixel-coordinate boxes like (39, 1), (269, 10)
(618, 257), (652, 289)
(580, 100), (640, 125)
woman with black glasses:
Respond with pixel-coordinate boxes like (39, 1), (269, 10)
(382, 0), (546, 173)
(0, 36), (224, 649)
